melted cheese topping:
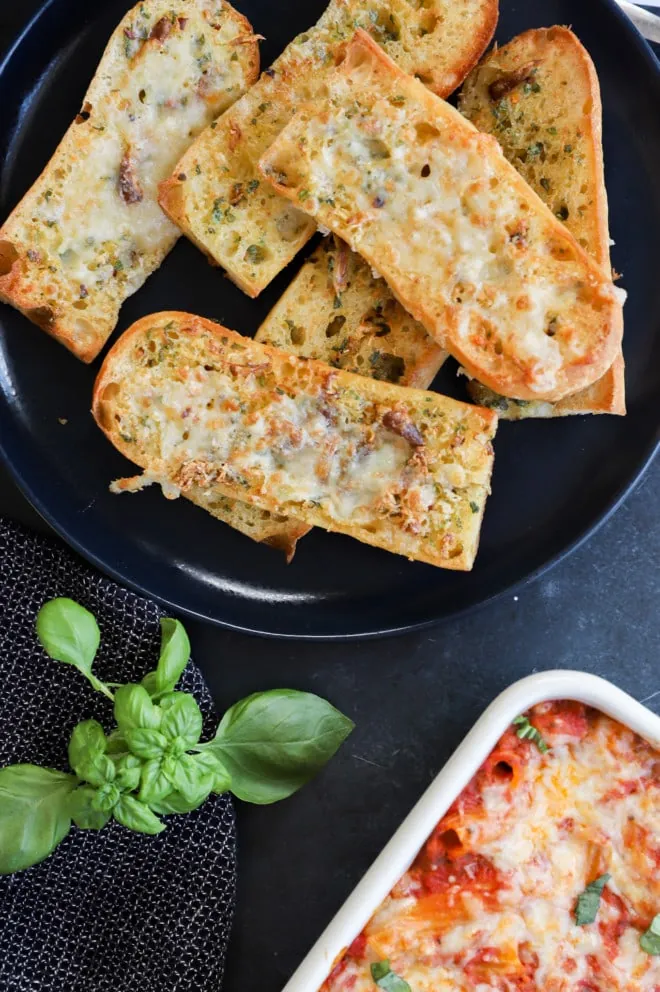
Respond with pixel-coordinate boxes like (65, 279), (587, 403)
(105, 319), (496, 569)
(321, 703), (660, 992)
(4, 0), (253, 331)
(261, 37), (624, 399)
(122, 346), (457, 529)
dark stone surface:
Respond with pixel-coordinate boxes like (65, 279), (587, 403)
(1, 5), (659, 992)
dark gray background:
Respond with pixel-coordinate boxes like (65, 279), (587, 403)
(1, 4), (659, 991)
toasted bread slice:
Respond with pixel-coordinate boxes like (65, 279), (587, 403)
(260, 30), (625, 403)
(158, 0), (498, 298)
(195, 236), (448, 559)
(459, 26), (625, 417)
(93, 312), (497, 571)
(0, 0), (259, 362)
(256, 236), (447, 388)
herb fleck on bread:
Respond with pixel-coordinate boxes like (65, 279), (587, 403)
(93, 312), (497, 571)
(459, 26), (625, 417)
(158, 0), (498, 298)
(0, 0), (259, 362)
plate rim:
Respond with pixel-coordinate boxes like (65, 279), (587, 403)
(3, 432), (657, 641)
(0, 0), (659, 640)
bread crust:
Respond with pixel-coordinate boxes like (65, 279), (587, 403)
(459, 26), (625, 417)
(93, 311), (497, 571)
(0, 0), (259, 362)
(259, 29), (624, 403)
(158, 0), (498, 298)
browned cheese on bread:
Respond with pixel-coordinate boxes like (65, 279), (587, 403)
(243, 235), (448, 553)
(93, 312), (498, 571)
(158, 0), (498, 297)
(459, 26), (625, 417)
(259, 30), (625, 403)
(0, 0), (259, 362)
(193, 232), (449, 559)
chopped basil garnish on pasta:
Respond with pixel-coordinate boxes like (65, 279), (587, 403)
(640, 914), (660, 955)
(370, 960), (411, 991)
(513, 715), (549, 753)
(575, 873), (611, 925)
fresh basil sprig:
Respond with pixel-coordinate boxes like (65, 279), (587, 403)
(640, 914), (660, 955)
(575, 873), (611, 925)
(370, 960), (411, 992)
(0, 599), (353, 874)
(196, 689), (355, 804)
(512, 715), (549, 753)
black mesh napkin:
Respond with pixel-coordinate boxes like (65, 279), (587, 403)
(0, 518), (236, 992)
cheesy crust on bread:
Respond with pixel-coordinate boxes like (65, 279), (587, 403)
(172, 232), (448, 562)
(158, 0), (498, 297)
(260, 30), (625, 403)
(93, 312), (497, 571)
(0, 0), (259, 362)
(232, 235), (447, 555)
(460, 27), (625, 418)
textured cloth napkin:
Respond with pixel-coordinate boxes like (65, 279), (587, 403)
(0, 518), (236, 992)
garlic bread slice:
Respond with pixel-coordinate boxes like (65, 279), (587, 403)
(0, 0), (259, 362)
(93, 312), (497, 571)
(460, 26), (625, 417)
(259, 30), (625, 403)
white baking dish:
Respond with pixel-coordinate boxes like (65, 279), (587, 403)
(282, 669), (660, 992)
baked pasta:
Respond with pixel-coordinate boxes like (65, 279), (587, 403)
(321, 700), (660, 991)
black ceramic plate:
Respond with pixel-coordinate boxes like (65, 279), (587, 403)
(1, 0), (659, 638)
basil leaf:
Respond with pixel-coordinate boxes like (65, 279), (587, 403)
(68, 720), (115, 786)
(113, 796), (165, 835)
(91, 782), (121, 812)
(114, 684), (161, 732)
(575, 873), (611, 925)
(74, 753), (115, 788)
(68, 719), (106, 768)
(125, 728), (168, 760)
(139, 759), (172, 804)
(140, 671), (159, 697)
(194, 750), (232, 794)
(35, 599), (112, 700)
(202, 690), (354, 804)
(640, 914), (660, 955)
(513, 715), (549, 753)
(168, 753), (215, 804)
(370, 960), (411, 992)
(105, 730), (128, 755)
(69, 785), (111, 830)
(149, 790), (208, 816)
(160, 693), (202, 746)
(0, 765), (78, 874)
(154, 619), (190, 694)
(113, 754), (142, 792)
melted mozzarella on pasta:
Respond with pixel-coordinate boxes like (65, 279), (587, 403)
(321, 703), (660, 992)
